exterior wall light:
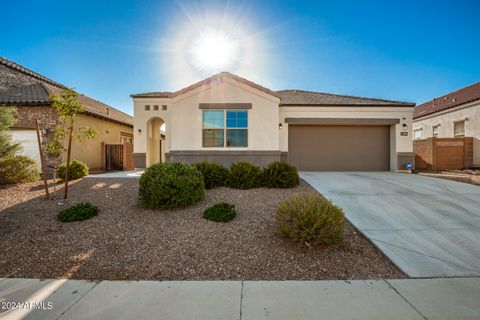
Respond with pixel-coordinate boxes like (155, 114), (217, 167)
(279, 123), (283, 129)
(41, 126), (49, 135)
(402, 124), (408, 130)
(138, 129), (142, 134)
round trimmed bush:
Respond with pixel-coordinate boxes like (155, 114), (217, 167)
(263, 161), (300, 188)
(57, 160), (89, 181)
(203, 202), (236, 222)
(0, 155), (39, 185)
(226, 161), (263, 189)
(193, 161), (229, 189)
(275, 193), (345, 246)
(58, 202), (98, 222)
(139, 162), (205, 209)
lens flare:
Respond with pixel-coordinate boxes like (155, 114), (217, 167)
(189, 29), (240, 72)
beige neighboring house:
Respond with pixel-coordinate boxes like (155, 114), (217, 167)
(413, 82), (480, 167)
(0, 57), (134, 172)
(131, 72), (415, 171)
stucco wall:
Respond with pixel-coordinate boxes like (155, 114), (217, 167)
(67, 114), (133, 170)
(132, 76), (413, 171)
(133, 77), (280, 155)
(413, 100), (480, 166)
(133, 98), (170, 156)
(172, 79), (279, 151)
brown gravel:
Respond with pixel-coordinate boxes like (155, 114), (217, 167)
(419, 170), (480, 186)
(0, 178), (405, 280)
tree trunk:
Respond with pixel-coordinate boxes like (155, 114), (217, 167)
(35, 119), (49, 199)
(64, 117), (75, 199)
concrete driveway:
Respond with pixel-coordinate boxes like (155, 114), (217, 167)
(300, 172), (480, 278)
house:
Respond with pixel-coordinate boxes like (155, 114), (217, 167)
(0, 57), (134, 172)
(131, 72), (415, 171)
(413, 82), (480, 168)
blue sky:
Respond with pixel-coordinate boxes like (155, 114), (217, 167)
(1, 0), (479, 115)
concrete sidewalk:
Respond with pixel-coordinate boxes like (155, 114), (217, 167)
(1, 278), (479, 320)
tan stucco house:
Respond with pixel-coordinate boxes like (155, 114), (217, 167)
(413, 82), (480, 167)
(0, 57), (133, 172)
(131, 72), (415, 171)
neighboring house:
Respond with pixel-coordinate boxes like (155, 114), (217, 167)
(0, 57), (134, 171)
(413, 82), (480, 167)
(131, 72), (415, 171)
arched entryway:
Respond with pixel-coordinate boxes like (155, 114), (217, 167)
(146, 117), (165, 167)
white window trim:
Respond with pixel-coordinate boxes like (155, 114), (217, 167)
(453, 120), (465, 138)
(413, 128), (423, 140)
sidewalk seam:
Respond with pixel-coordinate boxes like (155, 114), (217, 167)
(55, 280), (100, 320)
(384, 280), (428, 320)
(239, 281), (244, 320)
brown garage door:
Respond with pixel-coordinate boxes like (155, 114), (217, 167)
(288, 125), (390, 171)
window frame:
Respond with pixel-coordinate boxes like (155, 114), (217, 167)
(413, 129), (423, 140)
(453, 121), (465, 138)
(432, 125), (439, 138)
(202, 109), (248, 148)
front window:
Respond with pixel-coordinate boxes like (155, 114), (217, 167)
(432, 125), (439, 138)
(202, 110), (224, 147)
(120, 135), (133, 144)
(202, 109), (248, 147)
(414, 129), (422, 140)
(454, 121), (465, 137)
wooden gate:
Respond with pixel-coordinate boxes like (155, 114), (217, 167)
(105, 144), (124, 171)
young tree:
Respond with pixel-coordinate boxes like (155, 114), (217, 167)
(0, 106), (39, 184)
(46, 89), (97, 198)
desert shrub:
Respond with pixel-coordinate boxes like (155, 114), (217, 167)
(0, 106), (39, 185)
(193, 161), (229, 189)
(275, 193), (344, 246)
(203, 202), (236, 222)
(263, 161), (300, 188)
(58, 202), (98, 222)
(139, 162), (205, 209)
(0, 155), (39, 184)
(57, 160), (89, 181)
(226, 161), (263, 189)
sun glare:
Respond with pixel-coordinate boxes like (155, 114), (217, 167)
(189, 29), (239, 72)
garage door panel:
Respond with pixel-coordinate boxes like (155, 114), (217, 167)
(288, 125), (390, 171)
(9, 130), (41, 168)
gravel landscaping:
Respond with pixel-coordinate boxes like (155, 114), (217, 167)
(0, 178), (405, 280)
(419, 170), (480, 186)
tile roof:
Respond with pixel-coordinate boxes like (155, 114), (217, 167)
(0, 57), (133, 127)
(130, 72), (275, 98)
(131, 72), (277, 99)
(413, 82), (480, 119)
(276, 90), (414, 106)
(132, 72), (414, 107)
(0, 83), (50, 105)
(46, 85), (133, 126)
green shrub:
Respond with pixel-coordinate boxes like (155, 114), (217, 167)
(58, 202), (98, 222)
(139, 162), (205, 209)
(263, 161), (300, 188)
(203, 202), (236, 222)
(275, 193), (345, 246)
(226, 161), (263, 189)
(193, 161), (229, 189)
(0, 155), (39, 184)
(57, 160), (89, 181)
(0, 106), (39, 185)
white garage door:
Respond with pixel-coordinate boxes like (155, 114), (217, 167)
(9, 130), (41, 168)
